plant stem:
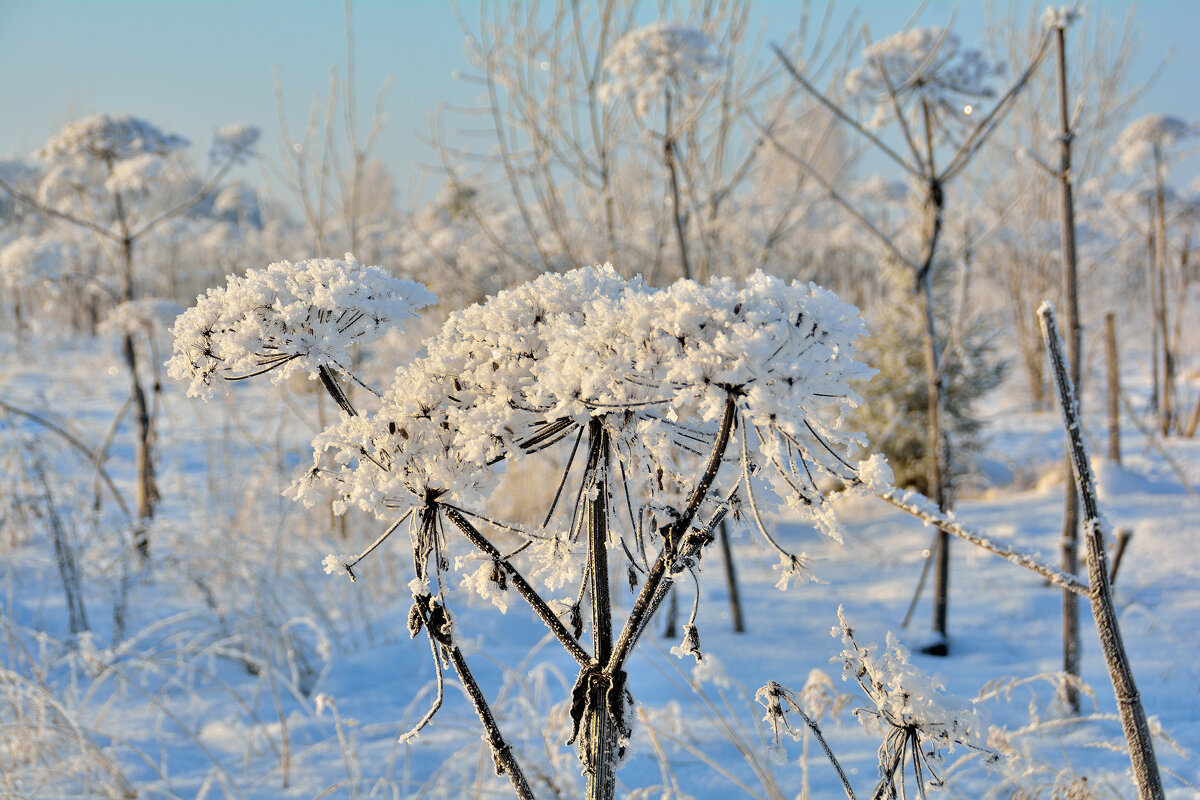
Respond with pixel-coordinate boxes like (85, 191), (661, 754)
(444, 506), (590, 666)
(584, 418), (617, 800)
(1054, 23), (1083, 713)
(444, 644), (536, 800)
(608, 392), (737, 675)
(1039, 304), (1165, 800)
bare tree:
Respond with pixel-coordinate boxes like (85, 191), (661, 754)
(772, 16), (1051, 653)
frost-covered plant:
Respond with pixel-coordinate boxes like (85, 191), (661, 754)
(759, 608), (996, 800)
(831, 608), (994, 788)
(0, 114), (263, 553)
(1115, 114), (1197, 177)
(599, 24), (725, 117)
(171, 259), (881, 800)
(167, 253), (434, 407)
(600, 22), (725, 282)
(845, 27), (1005, 137)
(1115, 113), (1198, 436)
(209, 123), (261, 166)
(36, 114), (190, 165)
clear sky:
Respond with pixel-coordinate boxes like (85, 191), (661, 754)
(2, 0), (1196, 210)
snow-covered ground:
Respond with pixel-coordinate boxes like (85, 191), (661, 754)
(1, 326), (1197, 799)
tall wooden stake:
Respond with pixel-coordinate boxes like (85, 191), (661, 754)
(1053, 23), (1083, 712)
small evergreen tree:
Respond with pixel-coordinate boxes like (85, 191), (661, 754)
(854, 259), (1005, 497)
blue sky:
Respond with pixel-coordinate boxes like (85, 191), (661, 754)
(2, 1), (1196, 209)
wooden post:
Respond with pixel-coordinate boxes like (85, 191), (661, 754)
(1053, 23), (1083, 712)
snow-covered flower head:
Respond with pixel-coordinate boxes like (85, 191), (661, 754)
(298, 263), (876, 599)
(1116, 113), (1198, 175)
(1040, 5), (1083, 30)
(845, 27), (1004, 131)
(599, 23), (725, 116)
(167, 253), (436, 399)
(209, 123), (261, 166)
(36, 114), (189, 165)
(0, 234), (73, 290)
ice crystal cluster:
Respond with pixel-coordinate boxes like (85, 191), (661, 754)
(845, 27), (1004, 130)
(36, 114), (190, 165)
(599, 23), (725, 115)
(1116, 113), (1198, 174)
(303, 264), (874, 589)
(167, 254), (436, 397)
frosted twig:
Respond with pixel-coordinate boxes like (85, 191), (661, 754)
(875, 489), (1088, 596)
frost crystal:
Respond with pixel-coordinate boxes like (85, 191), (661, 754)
(36, 114), (190, 165)
(599, 24), (725, 115)
(167, 253), (436, 398)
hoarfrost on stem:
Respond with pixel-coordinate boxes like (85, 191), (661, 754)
(832, 606), (993, 764)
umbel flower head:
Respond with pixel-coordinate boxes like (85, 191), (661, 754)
(298, 263), (880, 594)
(167, 253), (436, 398)
(1116, 113), (1198, 175)
(36, 114), (190, 165)
(845, 27), (1004, 131)
(599, 23), (725, 116)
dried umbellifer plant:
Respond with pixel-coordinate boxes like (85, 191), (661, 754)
(169, 256), (885, 800)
